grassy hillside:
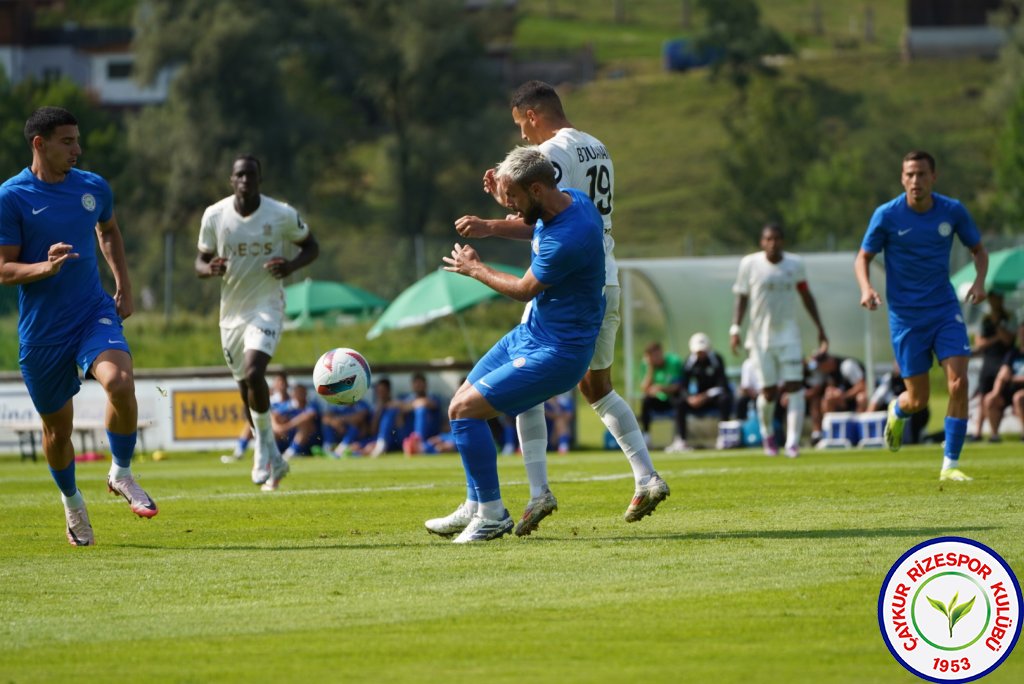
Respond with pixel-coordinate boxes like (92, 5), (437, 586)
(515, 1), (1002, 256)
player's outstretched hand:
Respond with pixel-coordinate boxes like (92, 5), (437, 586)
(860, 288), (882, 311)
(46, 242), (79, 273)
(264, 257), (290, 279)
(442, 242), (480, 276)
(730, 333), (741, 356)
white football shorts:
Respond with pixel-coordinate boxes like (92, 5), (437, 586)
(590, 285), (620, 371)
(748, 341), (803, 388)
(220, 321), (282, 381)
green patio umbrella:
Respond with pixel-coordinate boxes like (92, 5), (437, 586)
(366, 263), (524, 357)
(285, 279), (388, 326)
(950, 246), (1024, 297)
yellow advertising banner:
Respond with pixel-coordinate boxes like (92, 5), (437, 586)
(173, 390), (249, 440)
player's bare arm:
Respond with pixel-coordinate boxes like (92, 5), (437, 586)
(797, 284), (828, 354)
(95, 214), (134, 319)
(0, 242), (79, 285)
(265, 232), (319, 280)
(854, 249), (882, 310)
(442, 242), (546, 302)
(730, 294), (748, 355)
(964, 242), (988, 306)
(454, 215), (534, 240)
(196, 251), (226, 278)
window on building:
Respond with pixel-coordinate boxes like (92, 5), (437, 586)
(107, 61), (133, 79)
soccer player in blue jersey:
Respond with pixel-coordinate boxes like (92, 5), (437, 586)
(854, 151), (989, 481)
(426, 145), (606, 543)
(0, 106), (157, 546)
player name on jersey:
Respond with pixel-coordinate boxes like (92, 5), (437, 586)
(575, 144), (610, 163)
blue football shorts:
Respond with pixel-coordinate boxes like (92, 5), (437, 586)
(19, 300), (130, 415)
(468, 325), (594, 417)
(890, 308), (970, 379)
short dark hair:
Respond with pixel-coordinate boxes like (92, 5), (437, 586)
(645, 341), (663, 354)
(24, 106), (77, 145)
(509, 80), (566, 118)
(761, 222), (784, 239)
(903, 150), (936, 172)
(233, 154), (262, 177)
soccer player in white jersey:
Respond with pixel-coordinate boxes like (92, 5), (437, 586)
(452, 81), (668, 535)
(196, 155), (319, 490)
(730, 222), (828, 458)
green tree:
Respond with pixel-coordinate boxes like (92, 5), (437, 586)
(993, 86), (1024, 234)
(694, 0), (792, 93)
(125, 0), (507, 312)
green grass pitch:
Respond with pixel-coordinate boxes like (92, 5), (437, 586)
(1, 443), (1021, 683)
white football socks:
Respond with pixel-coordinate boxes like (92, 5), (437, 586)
(250, 409), (277, 468)
(756, 394), (774, 439)
(108, 464), (132, 480)
(516, 404), (549, 498)
(592, 390), (655, 485)
(785, 391), (805, 449)
(62, 489), (85, 509)
(478, 498), (506, 520)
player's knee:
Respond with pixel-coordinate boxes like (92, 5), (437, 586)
(243, 366), (266, 388)
(41, 420), (74, 446)
(904, 392), (929, 413)
(104, 370), (136, 403)
(947, 374), (968, 400)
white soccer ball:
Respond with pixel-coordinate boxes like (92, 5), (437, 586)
(313, 347), (371, 405)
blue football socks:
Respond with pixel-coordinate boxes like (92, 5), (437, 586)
(944, 416), (968, 461)
(106, 430), (137, 468)
(49, 461), (78, 498)
(451, 418), (500, 504)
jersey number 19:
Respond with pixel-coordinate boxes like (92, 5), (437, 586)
(585, 164), (612, 215)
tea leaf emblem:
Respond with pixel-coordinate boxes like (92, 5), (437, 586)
(927, 591), (976, 638)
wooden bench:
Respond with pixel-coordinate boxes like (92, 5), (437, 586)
(3, 420), (153, 462)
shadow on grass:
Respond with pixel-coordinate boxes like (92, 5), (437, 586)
(107, 525), (998, 551)
(535, 525), (1000, 544)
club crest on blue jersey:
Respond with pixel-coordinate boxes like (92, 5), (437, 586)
(938, 222), (952, 236)
(81, 193), (96, 211)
